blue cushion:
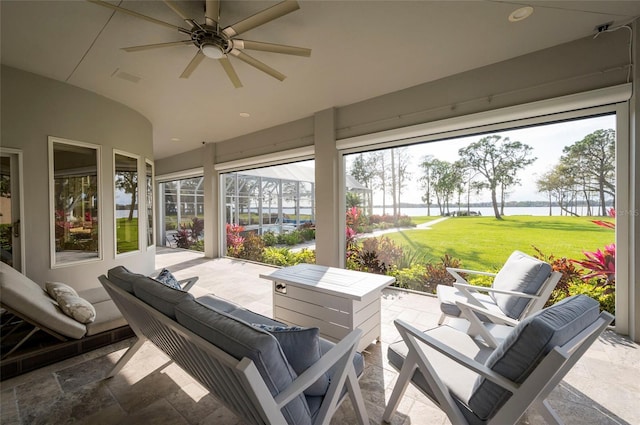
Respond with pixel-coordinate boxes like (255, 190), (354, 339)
(132, 276), (194, 319)
(253, 324), (330, 396)
(196, 294), (285, 326)
(491, 251), (552, 319)
(107, 266), (144, 293)
(468, 295), (600, 421)
(174, 298), (312, 425)
(154, 268), (181, 290)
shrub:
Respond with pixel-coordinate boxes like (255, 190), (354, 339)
(423, 253), (462, 294)
(263, 247), (291, 266)
(532, 246), (583, 306)
(262, 231), (278, 246)
(239, 233), (264, 262)
(226, 223), (245, 257)
(283, 231), (303, 246)
(390, 264), (428, 291)
(292, 248), (316, 264)
(299, 228), (315, 241)
(395, 215), (414, 227)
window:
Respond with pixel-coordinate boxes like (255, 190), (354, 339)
(114, 152), (139, 255)
(49, 138), (100, 266)
(221, 160), (316, 264)
(146, 160), (154, 247)
(159, 176), (204, 251)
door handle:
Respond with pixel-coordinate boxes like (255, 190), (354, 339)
(12, 219), (19, 237)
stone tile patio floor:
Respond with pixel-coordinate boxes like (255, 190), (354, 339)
(1, 248), (639, 424)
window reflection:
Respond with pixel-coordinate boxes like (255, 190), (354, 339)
(115, 153), (139, 254)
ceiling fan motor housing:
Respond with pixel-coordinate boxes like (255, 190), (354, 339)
(191, 25), (230, 57)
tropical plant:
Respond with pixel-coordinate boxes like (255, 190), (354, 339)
(572, 244), (616, 285)
(238, 232), (265, 262)
(423, 253), (462, 293)
(226, 223), (245, 256)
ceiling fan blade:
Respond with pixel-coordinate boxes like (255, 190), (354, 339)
(163, 1), (194, 28)
(87, 0), (186, 32)
(122, 40), (192, 52)
(219, 57), (243, 88)
(232, 39), (310, 57)
(205, 0), (220, 26)
(230, 49), (286, 81)
(180, 51), (205, 78)
(222, 0), (299, 37)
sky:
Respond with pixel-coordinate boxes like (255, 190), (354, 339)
(347, 114), (616, 205)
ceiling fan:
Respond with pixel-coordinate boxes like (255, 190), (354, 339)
(89, 0), (311, 88)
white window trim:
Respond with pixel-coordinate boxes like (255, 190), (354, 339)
(48, 136), (103, 268)
(0, 147), (26, 273)
(145, 159), (155, 249)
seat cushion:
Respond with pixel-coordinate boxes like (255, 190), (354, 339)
(0, 263), (87, 339)
(196, 294), (285, 326)
(468, 295), (600, 421)
(85, 300), (128, 336)
(132, 276), (194, 319)
(388, 325), (493, 404)
(174, 298), (312, 425)
(78, 286), (112, 304)
(491, 251), (552, 319)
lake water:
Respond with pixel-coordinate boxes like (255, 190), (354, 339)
(373, 206), (565, 217)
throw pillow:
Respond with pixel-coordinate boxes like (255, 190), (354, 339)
(253, 324), (330, 396)
(155, 268), (181, 290)
(45, 281), (78, 300)
(57, 294), (97, 324)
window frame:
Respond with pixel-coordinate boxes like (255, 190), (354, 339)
(48, 136), (102, 268)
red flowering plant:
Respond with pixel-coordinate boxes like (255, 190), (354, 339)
(572, 208), (615, 287)
(226, 223), (245, 257)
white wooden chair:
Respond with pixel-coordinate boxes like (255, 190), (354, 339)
(437, 250), (561, 346)
(383, 295), (613, 425)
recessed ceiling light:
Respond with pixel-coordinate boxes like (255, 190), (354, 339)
(239, 112), (251, 118)
(170, 137), (181, 142)
(508, 6), (533, 22)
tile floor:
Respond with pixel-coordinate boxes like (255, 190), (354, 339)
(1, 248), (639, 424)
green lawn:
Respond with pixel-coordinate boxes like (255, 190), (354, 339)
(382, 216), (614, 271)
(116, 217), (139, 253)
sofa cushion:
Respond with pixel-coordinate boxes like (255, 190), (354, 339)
(254, 324), (329, 396)
(86, 300), (129, 336)
(108, 266), (144, 293)
(491, 250), (552, 319)
(0, 263), (86, 339)
(45, 281), (78, 300)
(133, 276), (194, 319)
(468, 295), (600, 421)
(196, 294), (285, 326)
(175, 298), (312, 425)
(78, 286), (112, 304)
(155, 268), (181, 290)
(57, 294), (96, 324)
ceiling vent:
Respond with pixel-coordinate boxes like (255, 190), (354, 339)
(112, 68), (141, 83)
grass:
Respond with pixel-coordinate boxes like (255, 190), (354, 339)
(116, 217), (139, 253)
(381, 215), (614, 271)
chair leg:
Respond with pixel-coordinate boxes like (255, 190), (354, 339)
(383, 353), (418, 423)
(106, 337), (146, 378)
(346, 368), (369, 425)
(437, 313), (447, 325)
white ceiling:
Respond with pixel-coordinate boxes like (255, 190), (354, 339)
(2, 1), (639, 159)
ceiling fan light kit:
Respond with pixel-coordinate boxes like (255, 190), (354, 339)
(89, 0), (310, 88)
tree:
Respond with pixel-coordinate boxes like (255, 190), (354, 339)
(429, 159), (462, 215)
(536, 164), (578, 216)
(458, 135), (536, 219)
(115, 171), (138, 221)
(419, 155), (436, 216)
(349, 153), (377, 214)
(346, 191), (362, 209)
(561, 129), (615, 216)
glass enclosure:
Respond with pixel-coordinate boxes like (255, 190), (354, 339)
(159, 176), (204, 251)
(146, 161), (154, 247)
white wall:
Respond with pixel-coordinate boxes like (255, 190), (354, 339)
(0, 66), (155, 290)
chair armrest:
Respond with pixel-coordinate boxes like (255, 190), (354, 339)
(456, 301), (519, 327)
(453, 282), (540, 298)
(455, 300), (518, 348)
(274, 328), (363, 407)
(394, 319), (519, 393)
(178, 276), (199, 292)
(446, 267), (497, 278)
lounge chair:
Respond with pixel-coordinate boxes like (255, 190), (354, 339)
(437, 250), (561, 346)
(383, 294), (613, 425)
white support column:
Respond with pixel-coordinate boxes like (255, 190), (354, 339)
(314, 108), (342, 267)
(203, 143), (218, 258)
(629, 19), (640, 342)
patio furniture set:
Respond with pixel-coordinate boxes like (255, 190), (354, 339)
(1, 250), (612, 425)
